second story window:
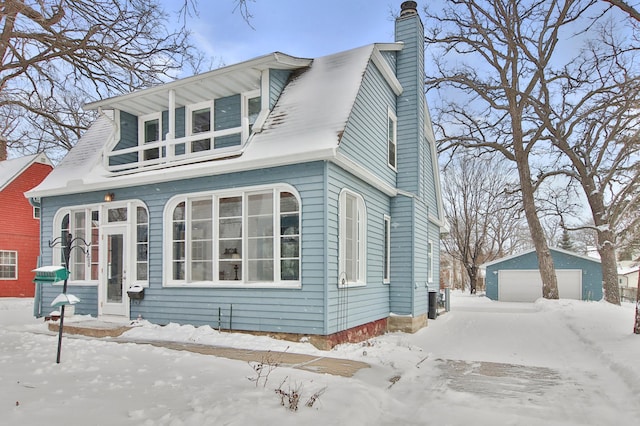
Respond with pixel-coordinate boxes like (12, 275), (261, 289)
(388, 108), (397, 170)
(113, 91), (263, 173)
(187, 102), (213, 153)
(140, 113), (161, 161)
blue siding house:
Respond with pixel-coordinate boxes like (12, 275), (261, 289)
(483, 248), (603, 302)
(26, 2), (445, 348)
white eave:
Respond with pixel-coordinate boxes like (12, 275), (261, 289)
(83, 52), (312, 116)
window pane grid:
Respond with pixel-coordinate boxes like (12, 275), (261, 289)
(0, 251), (17, 279)
(218, 196), (242, 281)
(340, 191), (365, 285)
(169, 189), (300, 285)
(136, 206), (149, 281)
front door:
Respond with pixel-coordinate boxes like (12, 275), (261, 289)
(100, 225), (129, 318)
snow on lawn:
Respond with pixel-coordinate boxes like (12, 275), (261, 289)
(1, 293), (639, 425)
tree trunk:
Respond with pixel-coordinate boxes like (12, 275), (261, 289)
(584, 186), (621, 305)
(513, 144), (559, 299)
(466, 265), (478, 295)
(596, 229), (621, 305)
(634, 267), (640, 334)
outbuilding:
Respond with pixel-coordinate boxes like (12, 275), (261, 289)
(483, 248), (602, 302)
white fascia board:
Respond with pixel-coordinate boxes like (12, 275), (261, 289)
(333, 152), (398, 197)
(371, 48), (403, 96)
(28, 147), (339, 198)
(84, 52), (312, 112)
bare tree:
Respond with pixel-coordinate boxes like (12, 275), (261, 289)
(635, 267), (640, 334)
(424, 0), (600, 299)
(533, 15), (640, 305)
(0, 0), (193, 156)
(441, 152), (527, 294)
(603, 0), (640, 21)
(0, 0), (214, 159)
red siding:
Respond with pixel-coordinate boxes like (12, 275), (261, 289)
(0, 162), (52, 297)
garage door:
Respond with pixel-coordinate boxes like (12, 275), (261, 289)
(498, 270), (582, 302)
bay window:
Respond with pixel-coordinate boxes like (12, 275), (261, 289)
(166, 185), (300, 287)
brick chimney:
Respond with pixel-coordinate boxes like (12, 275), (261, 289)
(0, 136), (7, 161)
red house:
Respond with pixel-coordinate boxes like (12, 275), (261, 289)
(0, 141), (53, 297)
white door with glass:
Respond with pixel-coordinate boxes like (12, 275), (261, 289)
(100, 225), (129, 317)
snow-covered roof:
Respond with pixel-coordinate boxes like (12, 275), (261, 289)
(84, 52), (313, 117)
(617, 264), (639, 275)
(481, 247), (602, 269)
(0, 153), (52, 191)
(27, 44), (401, 198)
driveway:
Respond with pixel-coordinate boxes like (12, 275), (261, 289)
(386, 297), (640, 425)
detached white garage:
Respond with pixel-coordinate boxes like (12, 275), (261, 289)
(483, 248), (603, 302)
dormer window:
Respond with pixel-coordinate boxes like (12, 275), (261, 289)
(187, 102), (213, 153)
(113, 91), (263, 173)
(246, 92), (261, 133)
(140, 113), (161, 161)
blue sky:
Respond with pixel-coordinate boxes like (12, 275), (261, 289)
(175, 0), (420, 66)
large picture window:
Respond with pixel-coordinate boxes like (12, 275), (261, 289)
(0, 251), (17, 279)
(339, 189), (367, 287)
(165, 185), (300, 287)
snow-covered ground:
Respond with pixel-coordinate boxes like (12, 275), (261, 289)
(1, 293), (639, 425)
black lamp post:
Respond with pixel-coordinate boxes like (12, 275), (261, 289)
(48, 233), (90, 364)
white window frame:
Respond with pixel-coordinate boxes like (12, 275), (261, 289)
(52, 201), (149, 287)
(242, 89), (261, 142)
(387, 107), (397, 170)
(427, 240), (434, 284)
(139, 112), (162, 162)
(163, 183), (301, 289)
(339, 189), (367, 287)
(186, 100), (214, 154)
(383, 215), (391, 284)
(0, 250), (17, 280)
(33, 205), (40, 219)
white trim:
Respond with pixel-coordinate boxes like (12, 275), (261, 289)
(481, 247), (602, 269)
(51, 200), (149, 288)
(333, 152), (397, 196)
(185, 100), (214, 154)
(387, 107), (398, 171)
(242, 89), (261, 142)
(163, 183), (302, 288)
(0, 250), (18, 280)
(427, 240), (434, 283)
(372, 48), (403, 96)
(338, 188), (367, 287)
(383, 215), (391, 284)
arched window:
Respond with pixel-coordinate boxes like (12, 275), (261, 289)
(53, 201), (148, 285)
(165, 185), (300, 287)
